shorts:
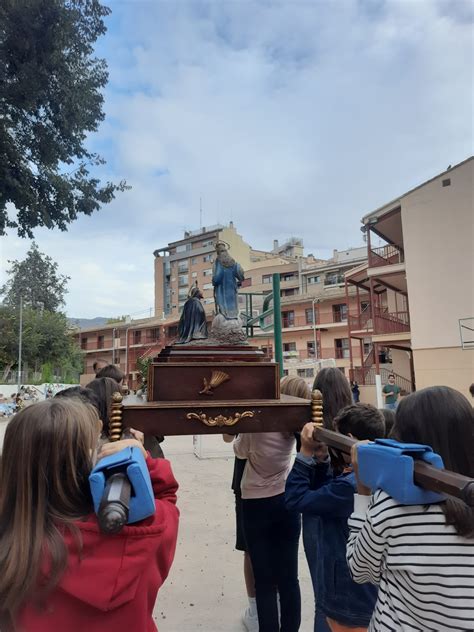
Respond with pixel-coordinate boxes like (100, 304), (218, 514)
(235, 492), (248, 552)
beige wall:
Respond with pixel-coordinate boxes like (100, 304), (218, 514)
(402, 159), (474, 351)
(390, 348), (412, 382)
(413, 347), (474, 396)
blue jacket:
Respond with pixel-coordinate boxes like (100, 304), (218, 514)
(285, 455), (377, 626)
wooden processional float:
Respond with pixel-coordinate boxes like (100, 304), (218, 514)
(106, 342), (474, 508)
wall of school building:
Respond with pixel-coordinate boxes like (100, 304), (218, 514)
(401, 158), (474, 396)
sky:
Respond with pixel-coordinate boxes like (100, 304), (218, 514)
(1, 0), (472, 318)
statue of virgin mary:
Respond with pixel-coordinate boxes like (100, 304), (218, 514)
(212, 241), (245, 319)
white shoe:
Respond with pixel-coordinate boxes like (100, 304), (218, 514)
(242, 606), (259, 632)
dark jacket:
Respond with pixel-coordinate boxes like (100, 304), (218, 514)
(285, 455), (377, 626)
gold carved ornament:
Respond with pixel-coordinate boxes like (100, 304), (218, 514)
(199, 370), (230, 395)
(186, 411), (254, 427)
(109, 391), (124, 441)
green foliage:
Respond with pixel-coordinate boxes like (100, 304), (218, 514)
(136, 355), (152, 385)
(0, 304), (84, 381)
(106, 315), (128, 324)
(1, 242), (69, 311)
(0, 0), (128, 238)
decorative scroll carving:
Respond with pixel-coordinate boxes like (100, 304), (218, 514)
(311, 389), (323, 427)
(109, 391), (124, 441)
(199, 370), (230, 395)
(186, 410), (254, 427)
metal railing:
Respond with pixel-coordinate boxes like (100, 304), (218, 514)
(369, 244), (404, 267)
(350, 367), (413, 394)
(374, 307), (410, 334)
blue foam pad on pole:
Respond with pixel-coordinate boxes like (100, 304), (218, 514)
(89, 446), (155, 524)
(357, 438), (445, 505)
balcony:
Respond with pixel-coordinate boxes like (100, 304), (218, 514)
(374, 307), (410, 334)
(324, 274), (345, 286)
(368, 244), (404, 268)
(348, 305), (373, 331)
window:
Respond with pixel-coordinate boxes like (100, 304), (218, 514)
(332, 303), (348, 322)
(325, 273), (345, 286)
(203, 282), (213, 290)
(97, 335), (104, 349)
(133, 330), (142, 345)
(335, 338), (350, 359)
(148, 328), (160, 342)
(191, 257), (197, 265)
(282, 369), (289, 376)
(176, 243), (191, 253)
(281, 273), (296, 282)
(203, 268), (213, 276)
(202, 239), (214, 247)
(203, 254), (213, 262)
(307, 275), (321, 284)
(282, 288), (296, 296)
(178, 261), (189, 273)
(192, 271), (197, 278)
(178, 274), (189, 286)
(178, 290), (188, 300)
(262, 274), (272, 284)
(282, 311), (295, 327)
(261, 346), (273, 358)
(360, 301), (370, 312)
(297, 368), (314, 378)
(81, 337), (87, 350)
(305, 308), (316, 324)
(306, 340), (321, 358)
(167, 325), (178, 338)
(283, 342), (297, 358)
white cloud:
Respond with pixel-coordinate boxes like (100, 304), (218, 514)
(1, 0), (472, 317)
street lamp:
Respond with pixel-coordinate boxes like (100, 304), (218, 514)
(17, 297), (23, 392)
(311, 297), (320, 361)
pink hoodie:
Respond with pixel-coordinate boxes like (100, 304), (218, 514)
(234, 433), (295, 499)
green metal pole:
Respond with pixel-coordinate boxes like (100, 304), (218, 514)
(272, 273), (284, 377)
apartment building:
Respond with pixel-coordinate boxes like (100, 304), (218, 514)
(73, 316), (181, 387)
(347, 156), (473, 398)
(244, 248), (370, 382)
(154, 222), (254, 319)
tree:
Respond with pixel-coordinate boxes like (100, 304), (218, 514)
(0, 242), (69, 311)
(0, 0), (128, 238)
(0, 305), (83, 382)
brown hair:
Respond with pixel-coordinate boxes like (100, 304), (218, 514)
(312, 368), (352, 429)
(85, 377), (122, 437)
(96, 364), (125, 385)
(334, 404), (385, 441)
(393, 386), (474, 537)
(0, 399), (101, 626)
(280, 376), (312, 399)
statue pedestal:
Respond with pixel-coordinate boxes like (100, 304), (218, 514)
(120, 344), (315, 436)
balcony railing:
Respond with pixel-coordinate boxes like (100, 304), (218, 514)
(348, 304), (373, 331)
(350, 367), (413, 393)
(281, 313), (347, 328)
(369, 244), (404, 268)
(374, 307), (410, 334)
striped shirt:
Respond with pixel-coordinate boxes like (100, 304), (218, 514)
(347, 490), (474, 631)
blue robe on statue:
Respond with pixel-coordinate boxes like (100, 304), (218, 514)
(212, 259), (245, 319)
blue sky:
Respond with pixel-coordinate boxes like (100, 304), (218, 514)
(1, 0), (472, 318)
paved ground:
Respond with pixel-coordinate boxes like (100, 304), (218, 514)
(0, 421), (314, 631)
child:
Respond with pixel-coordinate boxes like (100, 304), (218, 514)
(285, 404), (384, 631)
(0, 398), (179, 631)
(234, 428), (301, 632)
(347, 386), (474, 631)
